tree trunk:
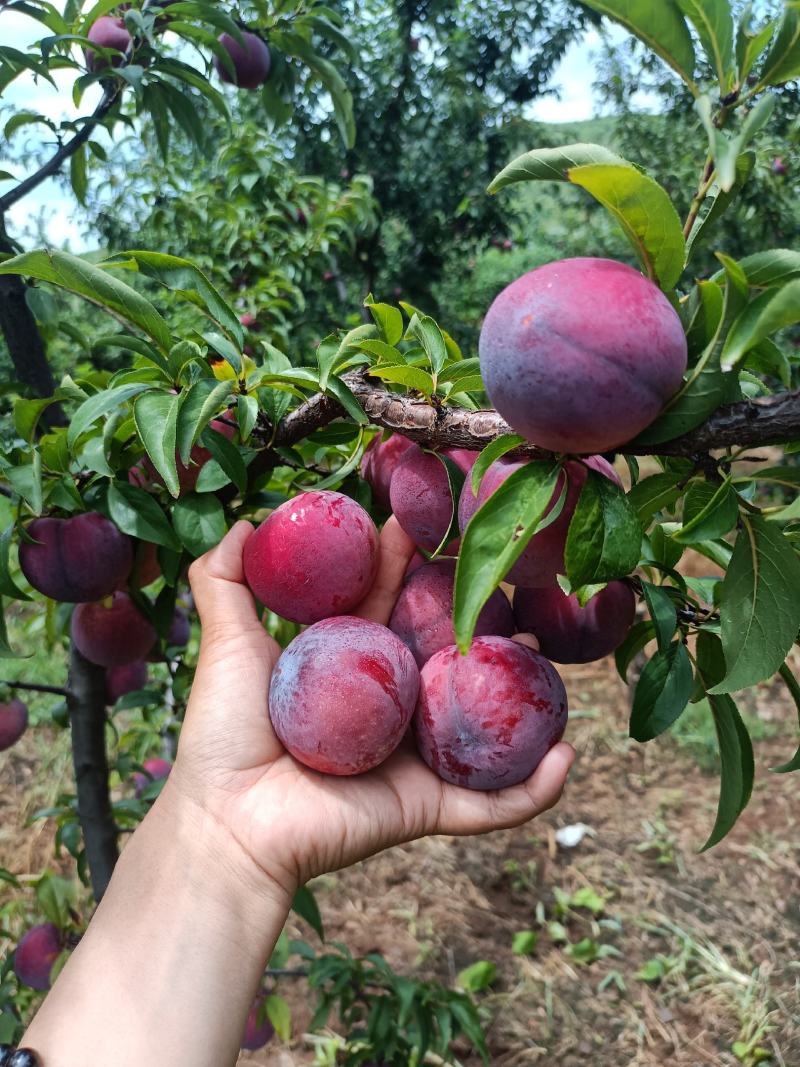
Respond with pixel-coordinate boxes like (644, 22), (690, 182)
(66, 642), (119, 901)
(0, 224), (65, 428)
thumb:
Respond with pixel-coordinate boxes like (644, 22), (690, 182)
(188, 521), (266, 640)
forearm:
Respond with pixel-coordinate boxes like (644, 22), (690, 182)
(22, 782), (292, 1067)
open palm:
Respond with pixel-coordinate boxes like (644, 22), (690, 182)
(170, 518), (575, 895)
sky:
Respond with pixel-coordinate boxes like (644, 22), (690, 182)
(0, 12), (649, 252)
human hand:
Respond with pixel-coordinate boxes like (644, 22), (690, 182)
(165, 519), (575, 902)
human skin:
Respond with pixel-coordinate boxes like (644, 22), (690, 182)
(22, 519), (574, 1067)
(479, 258), (687, 453)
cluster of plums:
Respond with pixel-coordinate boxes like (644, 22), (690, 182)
(85, 13), (271, 89)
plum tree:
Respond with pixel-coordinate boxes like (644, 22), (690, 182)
(105, 661), (148, 705)
(479, 258), (688, 453)
(0, 698), (28, 751)
(361, 433), (416, 509)
(460, 456), (619, 587)
(13, 924), (63, 991)
(389, 560), (514, 666)
(129, 418), (236, 495)
(513, 582), (636, 664)
(213, 32), (271, 90)
(241, 995), (275, 1051)
(414, 636), (567, 789)
(244, 491), (379, 624)
(19, 513), (133, 603)
(269, 616), (419, 775)
(84, 15), (131, 72)
(390, 447), (474, 552)
(71, 593), (157, 667)
(132, 757), (172, 798)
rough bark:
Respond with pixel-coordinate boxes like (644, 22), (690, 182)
(66, 642), (119, 902)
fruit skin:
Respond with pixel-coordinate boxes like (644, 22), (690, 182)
(361, 433), (416, 509)
(105, 661), (148, 704)
(243, 490), (379, 625)
(133, 756), (172, 798)
(19, 513), (134, 603)
(269, 616), (419, 775)
(459, 455), (619, 587)
(167, 607), (191, 646)
(389, 559), (514, 667)
(513, 581), (636, 664)
(85, 15), (131, 71)
(414, 636), (568, 790)
(127, 540), (161, 589)
(241, 995), (275, 1050)
(239, 311), (257, 328)
(14, 923), (63, 990)
(128, 417), (235, 495)
(479, 257), (688, 453)
(214, 32), (271, 89)
(390, 447), (475, 552)
(0, 698), (28, 751)
(71, 592), (157, 667)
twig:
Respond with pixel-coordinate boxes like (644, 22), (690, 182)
(0, 679), (71, 697)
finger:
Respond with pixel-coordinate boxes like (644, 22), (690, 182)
(189, 521), (264, 638)
(433, 741), (576, 836)
(512, 632), (540, 652)
(354, 516), (416, 625)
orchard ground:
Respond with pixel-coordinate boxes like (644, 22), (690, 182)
(2, 581), (798, 1064)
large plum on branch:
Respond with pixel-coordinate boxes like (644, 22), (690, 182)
(105, 661), (148, 704)
(390, 446), (474, 552)
(71, 592), (157, 667)
(19, 513), (133, 603)
(244, 491), (379, 625)
(269, 616), (419, 775)
(514, 581), (636, 664)
(361, 433), (416, 509)
(241, 995), (275, 1051)
(414, 636), (567, 790)
(459, 455), (619, 588)
(133, 757), (172, 798)
(85, 15), (131, 71)
(0, 698), (28, 751)
(389, 559), (514, 666)
(213, 32), (271, 89)
(479, 258), (687, 453)
(14, 924), (63, 990)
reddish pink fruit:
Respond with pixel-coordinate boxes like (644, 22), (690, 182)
(239, 311), (257, 328)
(128, 418), (235, 495)
(513, 581), (636, 663)
(105, 661), (148, 704)
(0, 698), (28, 751)
(243, 491), (379, 625)
(459, 455), (619, 587)
(323, 270), (335, 283)
(85, 15), (131, 71)
(167, 607), (191, 646)
(269, 616), (419, 775)
(361, 433), (416, 509)
(19, 513), (133, 603)
(390, 560), (514, 667)
(772, 157), (788, 176)
(127, 540), (161, 590)
(479, 258), (687, 452)
(14, 923), (63, 990)
(71, 592), (157, 667)
(214, 31), (271, 89)
(414, 636), (568, 790)
(502, 238), (513, 250)
(241, 994), (275, 1050)
(133, 757), (172, 798)
(390, 447), (474, 552)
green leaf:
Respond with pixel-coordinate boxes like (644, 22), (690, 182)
(457, 960), (497, 992)
(578, 0), (697, 88)
(565, 471), (642, 587)
(771, 663), (800, 773)
(511, 931), (538, 956)
(640, 581), (677, 651)
(676, 0), (734, 85)
(292, 885), (325, 939)
(405, 314), (448, 376)
(68, 383), (153, 447)
(710, 515), (800, 693)
(626, 472), (682, 523)
(171, 494), (227, 557)
(673, 478), (739, 543)
(745, 339), (790, 387)
(758, 2), (800, 85)
(69, 141), (88, 205)
(454, 462), (560, 653)
(133, 391), (182, 498)
(368, 363), (434, 396)
(0, 525), (30, 600)
(615, 620), (656, 681)
(722, 280), (800, 370)
(265, 994), (291, 1042)
(197, 424), (245, 493)
(325, 375), (368, 425)
(106, 482), (181, 551)
(365, 297), (403, 345)
(736, 248), (800, 287)
(6, 455), (43, 516)
(630, 641), (694, 741)
(489, 144), (684, 289)
(175, 379), (233, 462)
(687, 153), (755, 258)
(470, 434), (526, 495)
(736, 10), (778, 80)
(0, 250), (172, 354)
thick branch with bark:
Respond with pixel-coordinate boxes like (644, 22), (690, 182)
(66, 643), (119, 902)
(273, 373), (800, 458)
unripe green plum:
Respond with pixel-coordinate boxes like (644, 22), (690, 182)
(479, 258), (687, 452)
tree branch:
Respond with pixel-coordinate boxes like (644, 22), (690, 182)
(0, 680), (70, 697)
(272, 373), (800, 459)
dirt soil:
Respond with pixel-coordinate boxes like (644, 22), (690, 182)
(2, 654), (799, 1067)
